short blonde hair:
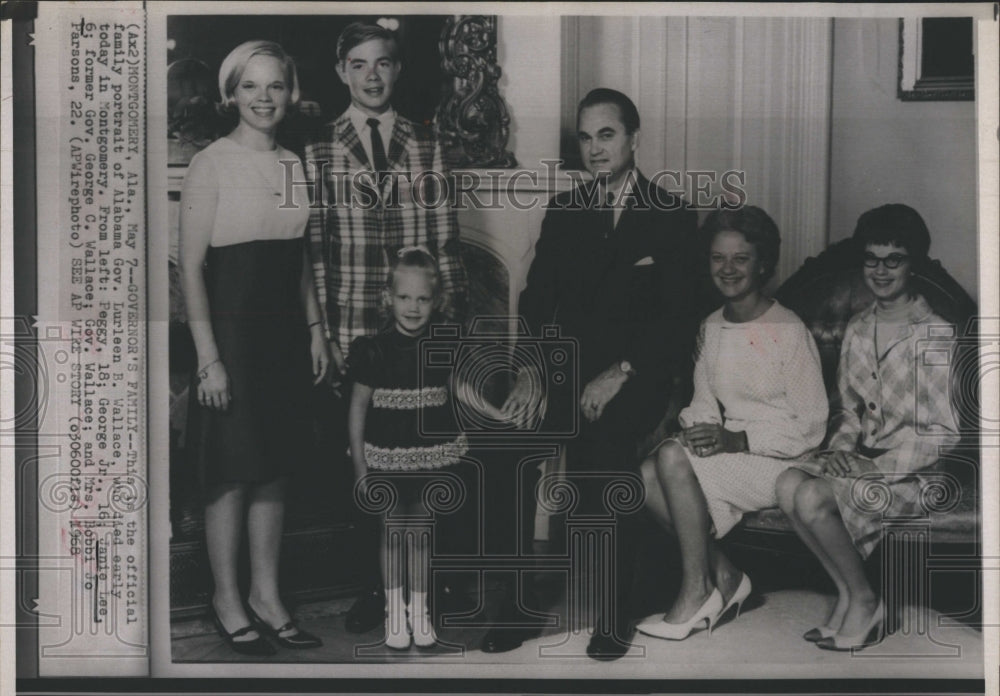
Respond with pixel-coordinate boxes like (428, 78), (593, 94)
(387, 246), (441, 296)
(218, 40), (300, 112)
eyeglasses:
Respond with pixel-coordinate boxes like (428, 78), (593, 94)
(863, 253), (910, 269)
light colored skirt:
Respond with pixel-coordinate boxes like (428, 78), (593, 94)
(656, 439), (796, 538)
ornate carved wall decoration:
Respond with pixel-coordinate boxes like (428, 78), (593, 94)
(437, 15), (517, 168)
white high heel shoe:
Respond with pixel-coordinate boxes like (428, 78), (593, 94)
(816, 601), (885, 652)
(719, 573), (752, 623)
(636, 589), (725, 641)
(409, 605), (438, 649)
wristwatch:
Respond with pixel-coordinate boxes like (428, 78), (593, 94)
(618, 359), (637, 378)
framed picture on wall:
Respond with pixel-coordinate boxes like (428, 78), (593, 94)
(898, 16), (975, 101)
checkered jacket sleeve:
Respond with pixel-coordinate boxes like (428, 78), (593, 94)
(425, 136), (468, 324)
(827, 318), (865, 453)
(871, 335), (961, 475)
(305, 137), (332, 341)
(828, 311), (961, 475)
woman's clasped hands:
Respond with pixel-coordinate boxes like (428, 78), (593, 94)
(678, 422), (747, 457)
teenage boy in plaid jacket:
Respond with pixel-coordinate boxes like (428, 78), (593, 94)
(305, 21), (468, 634)
(306, 21), (467, 373)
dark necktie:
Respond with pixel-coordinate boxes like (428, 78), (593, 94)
(367, 117), (388, 182)
(600, 191), (615, 238)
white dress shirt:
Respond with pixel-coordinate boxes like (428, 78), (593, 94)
(604, 168), (639, 229)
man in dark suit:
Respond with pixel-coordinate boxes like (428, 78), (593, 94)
(483, 88), (700, 660)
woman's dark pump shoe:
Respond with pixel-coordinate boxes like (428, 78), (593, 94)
(815, 601), (885, 652)
(247, 604), (323, 649)
(210, 608), (277, 657)
(803, 625), (837, 642)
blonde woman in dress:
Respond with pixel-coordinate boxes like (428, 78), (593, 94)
(180, 40), (329, 655)
(637, 206), (829, 641)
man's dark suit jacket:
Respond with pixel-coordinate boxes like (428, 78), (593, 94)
(519, 173), (700, 443)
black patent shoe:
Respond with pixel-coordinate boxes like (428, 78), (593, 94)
(246, 604), (323, 649)
(586, 621), (634, 661)
(210, 607), (276, 657)
(346, 586), (386, 634)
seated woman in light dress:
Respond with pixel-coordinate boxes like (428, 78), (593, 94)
(637, 206), (828, 641)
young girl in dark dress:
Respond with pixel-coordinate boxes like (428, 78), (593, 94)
(347, 247), (499, 650)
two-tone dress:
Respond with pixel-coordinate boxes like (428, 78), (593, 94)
(183, 137), (312, 486)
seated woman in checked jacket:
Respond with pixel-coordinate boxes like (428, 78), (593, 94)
(775, 204), (961, 653)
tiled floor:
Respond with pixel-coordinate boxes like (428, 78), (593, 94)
(171, 577), (984, 680)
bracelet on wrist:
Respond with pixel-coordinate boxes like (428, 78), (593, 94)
(308, 320), (323, 330)
(197, 359), (221, 380)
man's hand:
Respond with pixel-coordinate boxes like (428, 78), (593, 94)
(455, 375), (507, 422)
(680, 422), (746, 457)
(501, 366), (546, 429)
(580, 364), (629, 422)
(820, 451), (883, 478)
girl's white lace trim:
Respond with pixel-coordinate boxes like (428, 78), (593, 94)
(371, 385), (448, 410)
(364, 434), (468, 470)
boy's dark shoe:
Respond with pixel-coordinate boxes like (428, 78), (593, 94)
(345, 585), (385, 634)
(480, 623), (542, 653)
(585, 618), (635, 661)
(479, 590), (544, 653)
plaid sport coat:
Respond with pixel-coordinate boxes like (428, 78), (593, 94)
(826, 294), (960, 475)
(305, 111), (468, 354)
